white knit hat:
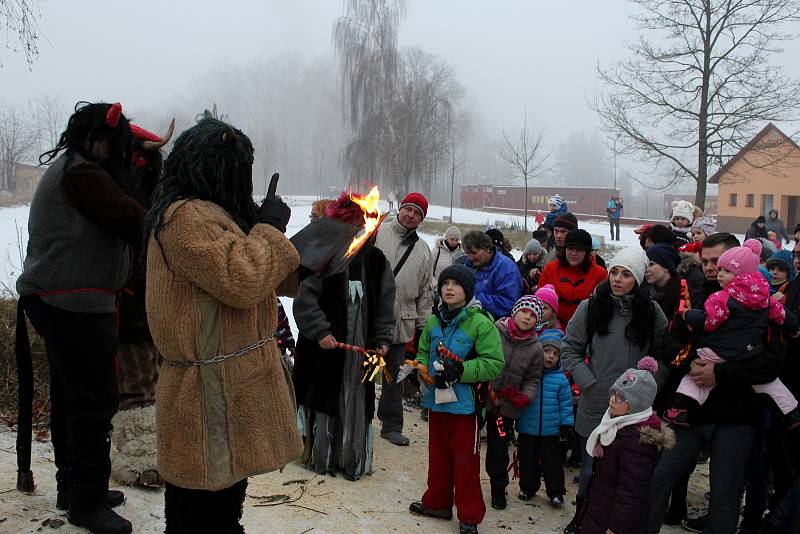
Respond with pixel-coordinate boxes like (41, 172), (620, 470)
(608, 247), (649, 286)
(671, 200), (695, 223)
(444, 225), (461, 240)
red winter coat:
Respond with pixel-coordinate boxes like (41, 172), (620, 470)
(581, 415), (675, 534)
(537, 258), (607, 325)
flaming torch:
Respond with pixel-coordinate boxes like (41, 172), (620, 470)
(290, 186), (386, 278)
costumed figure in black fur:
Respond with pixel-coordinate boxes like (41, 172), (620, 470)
(292, 192), (396, 481)
(16, 101), (153, 534)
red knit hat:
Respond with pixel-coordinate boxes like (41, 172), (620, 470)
(399, 192), (428, 217)
(718, 238), (761, 276)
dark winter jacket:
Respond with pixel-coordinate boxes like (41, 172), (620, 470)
(275, 300), (295, 354)
(783, 279), (800, 398)
(292, 246), (395, 419)
(561, 288), (668, 436)
(466, 249), (523, 320)
(491, 318), (544, 419)
(516, 255), (545, 292)
(537, 257), (608, 326)
(745, 220), (769, 241)
(676, 252), (705, 311)
(671, 226), (692, 246)
(517, 362), (574, 436)
(766, 212), (790, 244)
(17, 152), (145, 314)
(544, 203), (568, 228)
(581, 414), (675, 534)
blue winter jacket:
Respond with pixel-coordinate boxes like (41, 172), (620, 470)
(544, 203), (568, 228)
(607, 199), (621, 221)
(517, 362), (574, 437)
(466, 250), (523, 321)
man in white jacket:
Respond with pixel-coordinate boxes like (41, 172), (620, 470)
(375, 192), (433, 446)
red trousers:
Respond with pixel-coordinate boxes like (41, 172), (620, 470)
(422, 411), (485, 525)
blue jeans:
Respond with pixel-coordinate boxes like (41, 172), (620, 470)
(647, 424), (755, 534)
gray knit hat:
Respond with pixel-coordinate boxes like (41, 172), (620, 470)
(691, 216), (716, 236)
(525, 238), (543, 256)
(610, 357), (659, 413)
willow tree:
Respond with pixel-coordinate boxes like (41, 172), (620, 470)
(594, 0), (800, 211)
(333, 0), (406, 190)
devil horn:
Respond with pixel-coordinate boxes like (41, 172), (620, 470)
(222, 125), (236, 143)
(106, 102), (122, 127)
(141, 119), (176, 150)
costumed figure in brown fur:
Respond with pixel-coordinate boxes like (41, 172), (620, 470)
(144, 115), (300, 533)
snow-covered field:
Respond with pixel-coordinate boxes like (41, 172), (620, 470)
(0, 197), (761, 337)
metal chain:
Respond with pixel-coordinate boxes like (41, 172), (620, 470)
(161, 336), (275, 368)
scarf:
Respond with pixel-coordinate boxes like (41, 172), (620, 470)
(505, 316), (535, 342)
(586, 407), (653, 458)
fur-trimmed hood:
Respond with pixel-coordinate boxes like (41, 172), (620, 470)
(638, 419), (676, 451)
(676, 250), (701, 276)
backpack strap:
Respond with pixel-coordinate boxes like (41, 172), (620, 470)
(393, 232), (420, 277)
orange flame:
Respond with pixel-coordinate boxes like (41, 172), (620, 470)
(345, 186), (382, 257)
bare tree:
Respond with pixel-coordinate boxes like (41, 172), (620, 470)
(0, 104), (38, 193)
(333, 0), (406, 188)
(35, 93), (66, 154)
(594, 0), (800, 210)
(1, 0), (42, 67)
(497, 115), (550, 231)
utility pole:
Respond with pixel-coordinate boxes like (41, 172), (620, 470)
(613, 136), (618, 192)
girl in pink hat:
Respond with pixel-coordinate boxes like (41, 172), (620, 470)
(534, 284), (562, 334)
(665, 239), (799, 429)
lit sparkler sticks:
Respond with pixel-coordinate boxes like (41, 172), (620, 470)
(333, 341), (392, 384)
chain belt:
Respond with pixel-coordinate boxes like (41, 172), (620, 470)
(161, 336), (275, 368)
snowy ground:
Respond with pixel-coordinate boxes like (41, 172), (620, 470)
(0, 197), (710, 533)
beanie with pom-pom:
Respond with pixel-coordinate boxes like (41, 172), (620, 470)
(610, 357), (659, 413)
(718, 238), (762, 276)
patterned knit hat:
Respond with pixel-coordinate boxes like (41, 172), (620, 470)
(610, 356), (659, 414)
(399, 192), (428, 217)
(548, 194), (564, 209)
(539, 328), (564, 351)
(535, 284), (559, 315)
(511, 295), (543, 321)
(718, 239), (761, 276)
(691, 216), (716, 236)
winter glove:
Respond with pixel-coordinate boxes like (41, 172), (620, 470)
(497, 385), (530, 409)
(434, 360), (464, 389)
(258, 194), (291, 233)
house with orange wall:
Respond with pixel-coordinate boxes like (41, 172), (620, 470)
(710, 123), (800, 234)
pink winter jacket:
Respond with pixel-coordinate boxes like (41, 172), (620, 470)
(704, 273), (786, 331)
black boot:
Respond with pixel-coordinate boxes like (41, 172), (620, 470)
(68, 505), (132, 534)
(57, 489), (125, 511)
(564, 495), (584, 534)
(491, 485), (507, 510)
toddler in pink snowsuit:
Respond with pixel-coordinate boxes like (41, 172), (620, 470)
(666, 239), (800, 428)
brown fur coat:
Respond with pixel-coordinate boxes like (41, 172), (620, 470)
(146, 200), (301, 490)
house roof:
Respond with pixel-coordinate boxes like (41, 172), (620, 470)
(708, 123), (800, 184)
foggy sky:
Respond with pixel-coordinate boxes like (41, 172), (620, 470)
(3, 0), (799, 165)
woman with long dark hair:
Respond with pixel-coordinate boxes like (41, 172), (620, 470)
(536, 229), (607, 325)
(559, 247), (668, 534)
(144, 117), (299, 533)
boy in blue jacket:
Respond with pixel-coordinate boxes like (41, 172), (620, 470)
(516, 329), (574, 507)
